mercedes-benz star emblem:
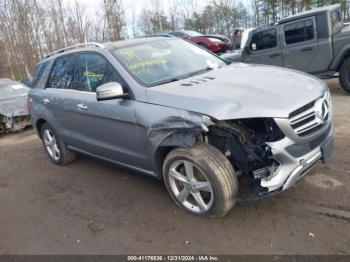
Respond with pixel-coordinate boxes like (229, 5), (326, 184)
(314, 98), (329, 124)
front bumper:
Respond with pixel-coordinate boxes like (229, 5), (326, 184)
(259, 123), (335, 194)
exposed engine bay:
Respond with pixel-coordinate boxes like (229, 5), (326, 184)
(206, 118), (284, 200)
(0, 114), (31, 135)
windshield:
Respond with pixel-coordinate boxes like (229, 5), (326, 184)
(113, 38), (226, 86)
(0, 83), (29, 100)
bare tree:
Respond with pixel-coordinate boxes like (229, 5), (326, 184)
(103, 0), (127, 41)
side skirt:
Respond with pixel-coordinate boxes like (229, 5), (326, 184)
(67, 146), (159, 179)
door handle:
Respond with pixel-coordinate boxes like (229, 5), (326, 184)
(269, 53), (280, 58)
(77, 103), (88, 111)
(301, 47), (313, 52)
(43, 98), (50, 105)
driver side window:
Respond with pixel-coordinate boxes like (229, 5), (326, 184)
(250, 28), (277, 51)
(78, 53), (120, 92)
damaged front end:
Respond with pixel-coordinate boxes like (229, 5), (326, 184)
(206, 118), (284, 201)
(0, 96), (31, 135)
(0, 114), (31, 135)
(149, 113), (286, 200)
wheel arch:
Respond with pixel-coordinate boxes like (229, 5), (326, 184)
(330, 44), (350, 71)
(36, 118), (47, 138)
(153, 131), (199, 178)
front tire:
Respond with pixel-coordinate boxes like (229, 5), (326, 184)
(41, 123), (76, 165)
(163, 143), (238, 218)
(339, 57), (350, 94)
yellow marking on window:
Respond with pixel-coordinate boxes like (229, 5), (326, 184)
(128, 58), (166, 71)
(84, 71), (104, 79)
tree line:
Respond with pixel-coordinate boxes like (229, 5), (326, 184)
(0, 0), (349, 80)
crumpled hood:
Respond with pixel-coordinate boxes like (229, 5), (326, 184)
(0, 95), (29, 117)
(146, 63), (327, 120)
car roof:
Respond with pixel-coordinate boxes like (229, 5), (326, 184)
(0, 78), (13, 83)
(278, 4), (340, 24)
(147, 33), (173, 37)
(0, 79), (20, 88)
(38, 37), (168, 64)
(40, 37), (176, 63)
(107, 37), (176, 49)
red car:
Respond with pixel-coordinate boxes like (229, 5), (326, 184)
(169, 30), (231, 53)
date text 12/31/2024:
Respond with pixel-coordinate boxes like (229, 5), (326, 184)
(127, 256), (219, 261)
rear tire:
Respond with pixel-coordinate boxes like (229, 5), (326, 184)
(41, 123), (76, 165)
(339, 58), (350, 94)
(163, 143), (238, 218)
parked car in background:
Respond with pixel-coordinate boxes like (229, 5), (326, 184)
(29, 38), (333, 217)
(221, 28), (255, 62)
(0, 79), (31, 135)
(221, 4), (350, 94)
(168, 30), (230, 53)
(240, 28), (255, 49)
(20, 76), (33, 88)
(147, 33), (174, 38)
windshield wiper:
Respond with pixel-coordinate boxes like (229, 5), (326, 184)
(150, 67), (216, 87)
(188, 66), (214, 77)
(150, 78), (180, 86)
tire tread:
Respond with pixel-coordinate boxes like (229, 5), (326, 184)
(163, 143), (238, 217)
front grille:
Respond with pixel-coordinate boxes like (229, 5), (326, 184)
(286, 124), (332, 157)
(289, 91), (331, 137)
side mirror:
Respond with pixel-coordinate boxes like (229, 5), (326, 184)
(96, 82), (128, 101)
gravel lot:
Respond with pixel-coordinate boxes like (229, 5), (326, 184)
(0, 79), (349, 255)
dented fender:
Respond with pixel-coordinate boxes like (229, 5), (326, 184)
(133, 103), (214, 175)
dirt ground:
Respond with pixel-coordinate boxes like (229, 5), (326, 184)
(0, 79), (349, 255)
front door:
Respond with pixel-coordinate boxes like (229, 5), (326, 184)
(281, 17), (318, 73)
(68, 52), (143, 167)
(45, 51), (143, 168)
(243, 26), (283, 66)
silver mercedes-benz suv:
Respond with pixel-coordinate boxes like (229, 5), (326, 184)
(28, 37), (334, 217)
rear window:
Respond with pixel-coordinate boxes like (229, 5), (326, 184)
(284, 19), (314, 44)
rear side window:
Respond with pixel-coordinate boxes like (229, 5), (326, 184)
(284, 19), (314, 44)
(32, 62), (48, 89)
(46, 55), (76, 89)
(78, 53), (120, 92)
(250, 28), (277, 51)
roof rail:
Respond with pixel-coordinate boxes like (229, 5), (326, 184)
(45, 42), (104, 58)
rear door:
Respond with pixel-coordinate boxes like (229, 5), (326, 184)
(42, 54), (79, 144)
(281, 17), (318, 72)
(243, 26), (283, 66)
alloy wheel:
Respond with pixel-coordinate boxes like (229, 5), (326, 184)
(43, 129), (60, 161)
(168, 160), (214, 213)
